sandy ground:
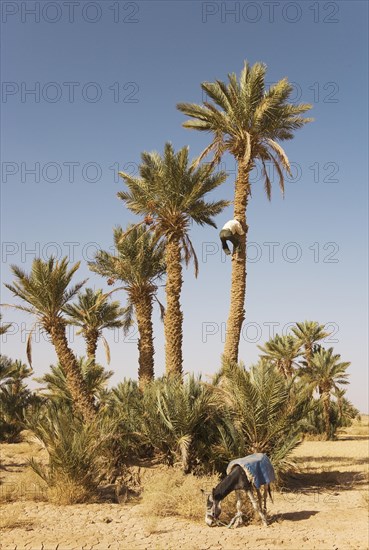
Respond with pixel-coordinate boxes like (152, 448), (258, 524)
(1, 420), (368, 550)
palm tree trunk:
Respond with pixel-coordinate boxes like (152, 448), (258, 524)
(224, 159), (250, 364)
(164, 237), (183, 377)
(180, 438), (191, 474)
(134, 292), (155, 388)
(85, 329), (99, 363)
(322, 392), (331, 440)
(49, 323), (96, 421)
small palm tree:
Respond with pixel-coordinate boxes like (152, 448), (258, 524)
(291, 321), (330, 369)
(3, 257), (95, 421)
(118, 143), (228, 377)
(0, 354), (15, 385)
(177, 61), (313, 364)
(301, 347), (350, 439)
(142, 375), (216, 473)
(213, 359), (310, 472)
(27, 402), (119, 504)
(258, 334), (301, 378)
(89, 225), (166, 387)
(0, 357), (36, 442)
(63, 288), (125, 363)
(35, 358), (113, 407)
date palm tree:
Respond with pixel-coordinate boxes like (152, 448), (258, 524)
(35, 358), (113, 407)
(212, 358), (311, 472)
(291, 321), (330, 369)
(118, 143), (228, 377)
(0, 358), (35, 442)
(63, 288), (125, 364)
(3, 257), (95, 421)
(177, 61), (312, 363)
(258, 334), (301, 378)
(142, 375), (217, 473)
(89, 225), (166, 387)
(301, 347), (350, 439)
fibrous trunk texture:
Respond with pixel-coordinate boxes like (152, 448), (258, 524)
(323, 392), (331, 440)
(50, 322), (96, 421)
(164, 237), (183, 377)
(223, 159), (250, 364)
(86, 329), (99, 363)
(135, 293), (155, 388)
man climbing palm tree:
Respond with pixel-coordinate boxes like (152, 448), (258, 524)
(177, 61), (313, 364)
(219, 219), (244, 256)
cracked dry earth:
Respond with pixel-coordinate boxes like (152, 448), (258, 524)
(1, 422), (368, 550)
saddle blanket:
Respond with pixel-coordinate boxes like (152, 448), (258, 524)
(226, 453), (276, 489)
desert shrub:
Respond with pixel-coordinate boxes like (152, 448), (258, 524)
(139, 468), (250, 524)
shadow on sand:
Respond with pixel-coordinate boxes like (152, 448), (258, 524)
(281, 470), (367, 493)
(272, 510), (319, 522)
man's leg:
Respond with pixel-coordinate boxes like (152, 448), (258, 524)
(228, 234), (240, 255)
(219, 230), (232, 255)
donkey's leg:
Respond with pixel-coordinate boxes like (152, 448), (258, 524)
(234, 490), (243, 527)
(247, 489), (268, 526)
(256, 488), (268, 524)
(263, 484), (268, 515)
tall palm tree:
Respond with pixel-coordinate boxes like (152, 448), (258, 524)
(291, 321), (330, 369)
(63, 288), (125, 363)
(301, 347), (350, 439)
(3, 257), (95, 421)
(89, 225), (166, 387)
(118, 143), (228, 377)
(177, 61), (313, 364)
(258, 334), (301, 378)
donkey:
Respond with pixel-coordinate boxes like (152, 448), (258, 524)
(204, 454), (274, 528)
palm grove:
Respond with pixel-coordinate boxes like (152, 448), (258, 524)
(1, 63), (357, 500)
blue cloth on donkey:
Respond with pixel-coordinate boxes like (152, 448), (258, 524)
(226, 453), (275, 489)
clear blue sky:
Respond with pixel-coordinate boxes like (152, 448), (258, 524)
(1, 1), (368, 412)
